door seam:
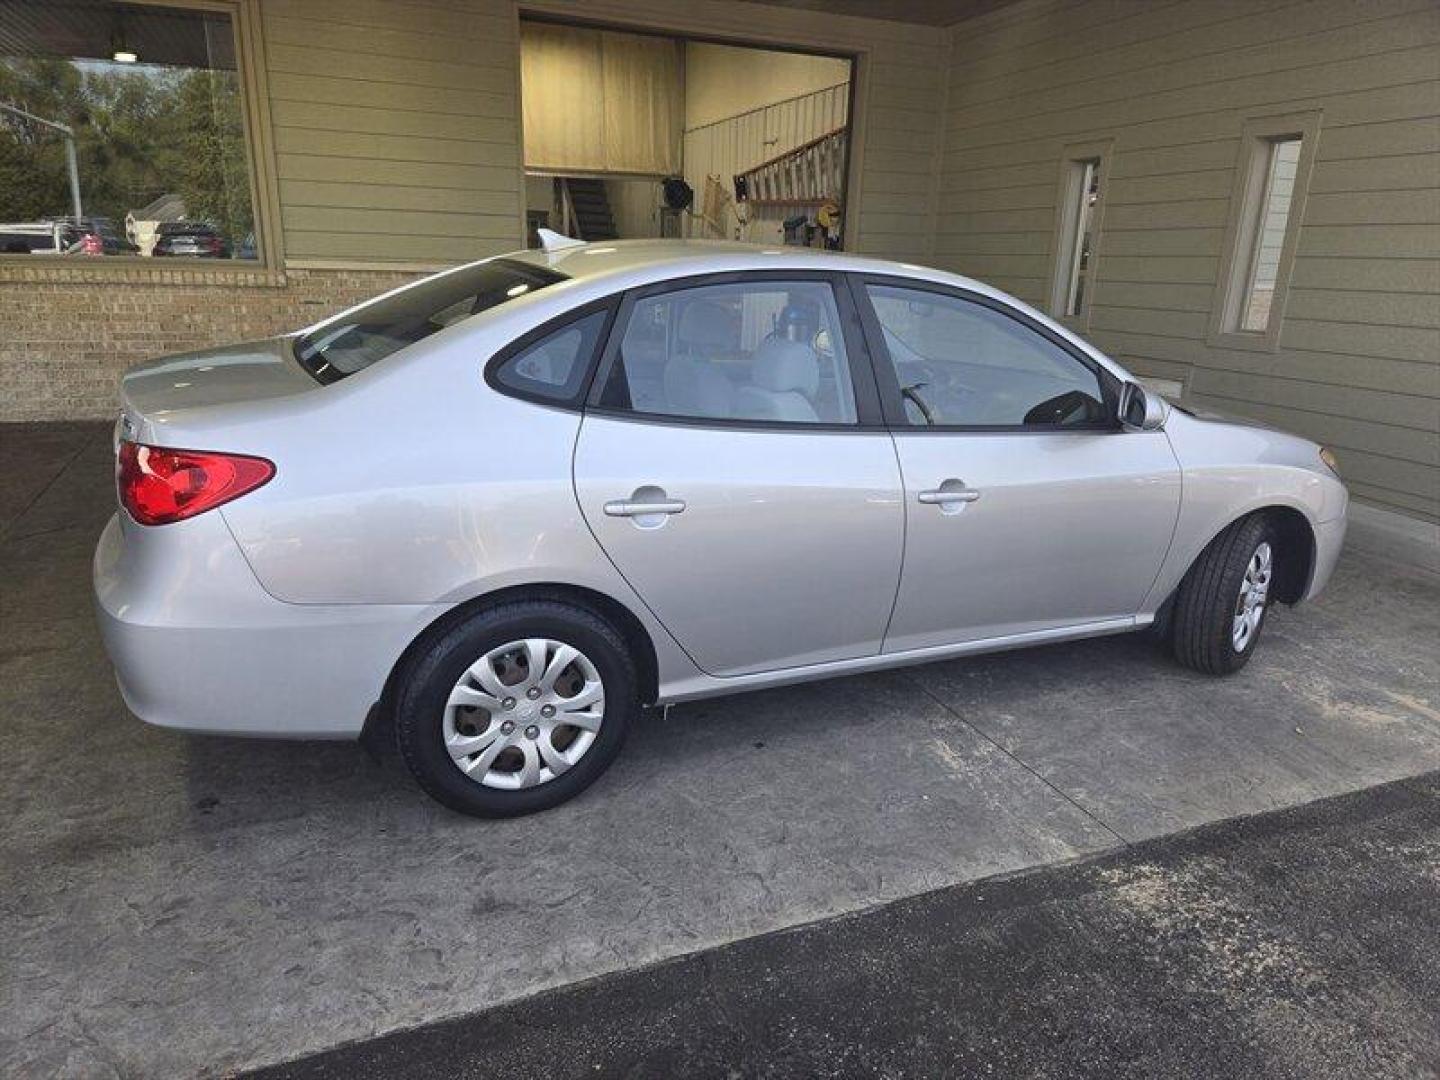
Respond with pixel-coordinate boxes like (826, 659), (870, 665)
(1139, 429), (1187, 611)
(877, 428), (909, 653)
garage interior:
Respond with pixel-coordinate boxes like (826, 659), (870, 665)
(519, 20), (852, 248)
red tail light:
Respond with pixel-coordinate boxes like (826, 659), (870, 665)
(118, 441), (274, 525)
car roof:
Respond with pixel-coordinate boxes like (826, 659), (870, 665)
(504, 238), (995, 295)
(304, 238), (1133, 388)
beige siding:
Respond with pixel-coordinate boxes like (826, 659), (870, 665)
(937, 0), (1440, 521)
(260, 0), (947, 266)
(684, 42), (850, 129)
(261, 0), (523, 265)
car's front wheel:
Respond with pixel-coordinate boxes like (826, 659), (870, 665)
(395, 600), (637, 817)
(1170, 513), (1279, 675)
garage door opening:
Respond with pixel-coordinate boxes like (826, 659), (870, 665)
(519, 19), (853, 250)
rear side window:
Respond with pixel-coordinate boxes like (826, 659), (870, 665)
(596, 280), (857, 425)
(295, 259), (564, 383)
(492, 310), (610, 403)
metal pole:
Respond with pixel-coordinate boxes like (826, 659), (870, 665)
(0, 102), (83, 223)
(63, 132), (83, 223)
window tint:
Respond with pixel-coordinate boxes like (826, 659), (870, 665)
(866, 285), (1109, 428)
(598, 280), (856, 425)
(294, 259), (563, 382)
(493, 309), (608, 402)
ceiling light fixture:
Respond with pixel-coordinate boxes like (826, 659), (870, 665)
(111, 20), (137, 63)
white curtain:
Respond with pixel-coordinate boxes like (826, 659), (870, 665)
(521, 22), (682, 176)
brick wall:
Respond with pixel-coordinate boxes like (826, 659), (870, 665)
(0, 267), (425, 422)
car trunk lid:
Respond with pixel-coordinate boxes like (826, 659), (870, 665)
(118, 336), (320, 442)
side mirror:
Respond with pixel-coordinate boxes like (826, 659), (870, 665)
(1118, 381), (1166, 431)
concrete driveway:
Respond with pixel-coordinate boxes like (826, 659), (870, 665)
(3, 422), (1438, 1077)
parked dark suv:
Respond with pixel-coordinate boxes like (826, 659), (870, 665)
(152, 222), (231, 258)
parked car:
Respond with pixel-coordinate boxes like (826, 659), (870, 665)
(151, 221), (231, 258)
(0, 224), (52, 253)
(67, 227), (141, 256)
(0, 218), (138, 255)
(95, 237), (1348, 817)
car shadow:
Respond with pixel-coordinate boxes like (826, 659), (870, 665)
(172, 626), (1177, 830)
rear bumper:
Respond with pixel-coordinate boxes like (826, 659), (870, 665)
(94, 512), (446, 738)
(1304, 513), (1347, 603)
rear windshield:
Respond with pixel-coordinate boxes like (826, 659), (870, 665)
(294, 258), (565, 382)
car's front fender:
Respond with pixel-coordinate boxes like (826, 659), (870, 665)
(1139, 408), (1347, 613)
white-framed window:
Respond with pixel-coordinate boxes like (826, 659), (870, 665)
(1048, 140), (1111, 327)
(1239, 138), (1302, 331)
(1210, 112), (1321, 350)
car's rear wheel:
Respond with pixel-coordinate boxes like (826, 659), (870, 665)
(1170, 513), (1278, 675)
(395, 601), (637, 817)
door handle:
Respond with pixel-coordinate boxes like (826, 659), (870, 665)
(603, 498), (687, 517)
(918, 480), (981, 514)
(917, 489), (980, 505)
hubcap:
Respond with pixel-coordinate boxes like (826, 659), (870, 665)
(443, 638), (605, 790)
(1232, 541), (1273, 652)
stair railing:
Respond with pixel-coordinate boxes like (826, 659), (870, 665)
(735, 127), (847, 207)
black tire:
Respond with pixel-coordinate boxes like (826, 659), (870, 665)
(395, 600), (637, 817)
(1170, 513), (1278, 675)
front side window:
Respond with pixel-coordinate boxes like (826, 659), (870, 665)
(866, 284), (1110, 428)
(296, 259), (564, 381)
(1, 1), (259, 261)
(598, 280), (857, 425)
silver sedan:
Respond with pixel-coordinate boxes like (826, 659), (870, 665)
(94, 237), (1348, 816)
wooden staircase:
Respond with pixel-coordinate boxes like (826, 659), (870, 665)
(734, 127), (847, 208)
(559, 177), (618, 241)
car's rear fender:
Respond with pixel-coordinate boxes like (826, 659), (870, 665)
(95, 509), (447, 738)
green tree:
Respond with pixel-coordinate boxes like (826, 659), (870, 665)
(171, 69), (252, 244)
(1, 55), (253, 245)
(0, 59), (80, 221)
